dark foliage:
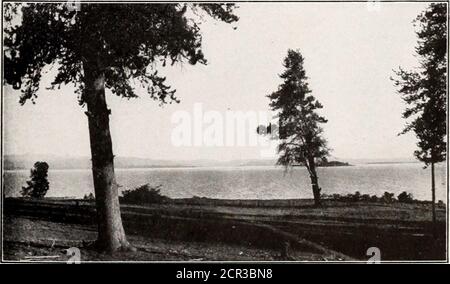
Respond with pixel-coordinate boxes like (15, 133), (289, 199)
(391, 4), (446, 227)
(120, 184), (168, 205)
(267, 49), (329, 205)
(268, 50), (329, 167)
(83, 193), (95, 200)
(382, 192), (396, 203)
(21, 161), (49, 198)
(3, 3), (238, 105)
(392, 3), (447, 166)
(322, 191), (419, 204)
(397, 191), (414, 203)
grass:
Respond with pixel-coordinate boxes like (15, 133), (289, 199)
(3, 197), (446, 261)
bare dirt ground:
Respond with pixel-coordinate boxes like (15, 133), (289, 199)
(3, 215), (347, 262)
(3, 198), (446, 261)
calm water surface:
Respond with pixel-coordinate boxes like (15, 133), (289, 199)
(3, 163), (447, 201)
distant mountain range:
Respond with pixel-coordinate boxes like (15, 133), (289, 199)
(2, 154), (277, 170)
(343, 157), (418, 165)
(2, 154), (417, 170)
(3, 154), (190, 170)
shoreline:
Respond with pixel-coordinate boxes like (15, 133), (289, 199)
(4, 161), (435, 172)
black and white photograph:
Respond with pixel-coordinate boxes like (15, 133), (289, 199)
(0, 0), (448, 265)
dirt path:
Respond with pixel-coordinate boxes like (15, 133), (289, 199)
(4, 198), (445, 261)
(3, 216), (346, 262)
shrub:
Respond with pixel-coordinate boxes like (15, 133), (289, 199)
(21, 161), (49, 198)
(320, 191), (417, 204)
(331, 193), (342, 200)
(360, 194), (372, 202)
(120, 184), (167, 204)
(369, 195), (379, 203)
(351, 191), (361, 202)
(382, 192), (395, 203)
(397, 191), (414, 203)
(83, 193), (95, 200)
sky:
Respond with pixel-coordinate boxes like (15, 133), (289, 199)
(2, 2), (433, 161)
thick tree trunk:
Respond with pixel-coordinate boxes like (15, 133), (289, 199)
(431, 162), (436, 235)
(308, 157), (321, 207)
(83, 65), (131, 253)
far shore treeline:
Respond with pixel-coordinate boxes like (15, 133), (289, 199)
(3, 155), (356, 170)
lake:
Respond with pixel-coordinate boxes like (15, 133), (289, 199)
(2, 163), (447, 202)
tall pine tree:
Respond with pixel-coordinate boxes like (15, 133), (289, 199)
(268, 50), (329, 206)
(392, 3), (447, 226)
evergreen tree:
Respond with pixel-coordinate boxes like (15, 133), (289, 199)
(21, 162), (50, 199)
(392, 4), (447, 226)
(268, 50), (329, 206)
